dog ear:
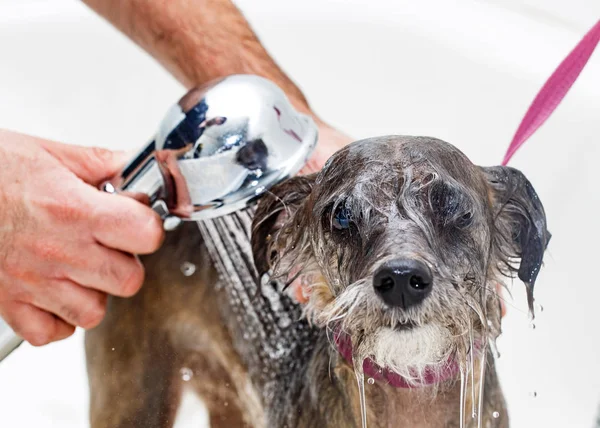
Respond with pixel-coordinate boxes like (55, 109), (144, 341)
(480, 166), (551, 313)
(251, 174), (317, 276)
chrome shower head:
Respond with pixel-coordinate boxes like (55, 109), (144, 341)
(103, 74), (318, 224)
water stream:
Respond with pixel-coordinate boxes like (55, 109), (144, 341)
(354, 361), (368, 428)
(459, 367), (466, 428)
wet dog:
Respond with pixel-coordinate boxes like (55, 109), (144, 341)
(85, 136), (550, 428)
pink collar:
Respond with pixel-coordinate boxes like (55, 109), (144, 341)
(333, 329), (460, 389)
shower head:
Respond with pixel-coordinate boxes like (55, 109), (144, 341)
(103, 74), (318, 225)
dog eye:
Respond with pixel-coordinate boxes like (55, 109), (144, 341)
(333, 205), (352, 230)
(456, 211), (474, 228)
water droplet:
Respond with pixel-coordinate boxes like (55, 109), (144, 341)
(529, 391), (537, 398)
(180, 262), (196, 277)
(163, 216), (182, 231)
(537, 303), (544, 313)
(529, 322), (536, 330)
(111, 347), (115, 351)
(367, 378), (375, 385)
(492, 411), (500, 418)
(224, 401), (229, 407)
(181, 367), (193, 382)
(487, 320), (493, 327)
(278, 317), (291, 328)
(102, 182), (116, 193)
(472, 412), (477, 419)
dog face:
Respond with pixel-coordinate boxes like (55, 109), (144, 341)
(252, 136), (550, 385)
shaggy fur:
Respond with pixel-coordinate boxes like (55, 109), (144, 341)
(86, 135), (550, 428)
(251, 135), (550, 424)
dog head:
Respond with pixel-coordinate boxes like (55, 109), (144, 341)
(251, 136), (550, 387)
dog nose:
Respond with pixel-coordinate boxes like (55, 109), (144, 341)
(373, 259), (433, 309)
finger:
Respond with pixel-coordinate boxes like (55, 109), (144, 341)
(66, 245), (145, 298)
(0, 302), (75, 346)
(89, 190), (165, 254)
(40, 140), (130, 186)
(119, 191), (151, 205)
(300, 123), (353, 175)
(30, 279), (108, 329)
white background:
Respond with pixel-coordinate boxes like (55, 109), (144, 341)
(0, 0), (599, 427)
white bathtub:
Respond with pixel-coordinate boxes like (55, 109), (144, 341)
(0, 0), (598, 426)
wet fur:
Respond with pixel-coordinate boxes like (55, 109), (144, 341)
(85, 136), (549, 427)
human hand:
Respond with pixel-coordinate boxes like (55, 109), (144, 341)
(0, 130), (164, 346)
(300, 118), (354, 175)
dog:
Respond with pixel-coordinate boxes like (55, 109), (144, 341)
(85, 135), (550, 428)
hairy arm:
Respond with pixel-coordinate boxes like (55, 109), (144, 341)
(80, 0), (307, 108)
(81, 0), (351, 171)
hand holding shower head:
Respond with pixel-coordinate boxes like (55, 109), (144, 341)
(0, 74), (318, 362)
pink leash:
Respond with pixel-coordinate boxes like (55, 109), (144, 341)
(502, 19), (600, 165)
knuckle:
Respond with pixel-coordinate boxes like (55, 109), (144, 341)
(25, 328), (53, 347)
(79, 294), (107, 329)
(79, 304), (106, 329)
(98, 258), (130, 292)
(42, 192), (87, 223)
(97, 258), (118, 283)
(9, 287), (33, 303)
(120, 262), (145, 297)
(91, 203), (119, 229)
(87, 147), (114, 171)
(30, 240), (67, 262)
(2, 251), (25, 280)
(143, 214), (165, 252)
(58, 305), (80, 325)
(93, 208), (134, 240)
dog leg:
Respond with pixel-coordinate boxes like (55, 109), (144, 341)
(85, 222), (208, 428)
(181, 353), (252, 427)
(85, 299), (182, 428)
(86, 222), (263, 427)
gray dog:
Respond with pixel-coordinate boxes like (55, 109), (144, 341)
(85, 135), (550, 428)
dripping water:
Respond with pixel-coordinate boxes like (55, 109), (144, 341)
(180, 261), (196, 277)
(489, 337), (501, 360)
(469, 325), (476, 419)
(477, 347), (487, 428)
(354, 357), (368, 428)
(459, 367), (466, 428)
(180, 367), (193, 382)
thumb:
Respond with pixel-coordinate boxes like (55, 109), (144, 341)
(41, 140), (131, 186)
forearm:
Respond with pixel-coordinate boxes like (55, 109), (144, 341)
(81, 0), (310, 112)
